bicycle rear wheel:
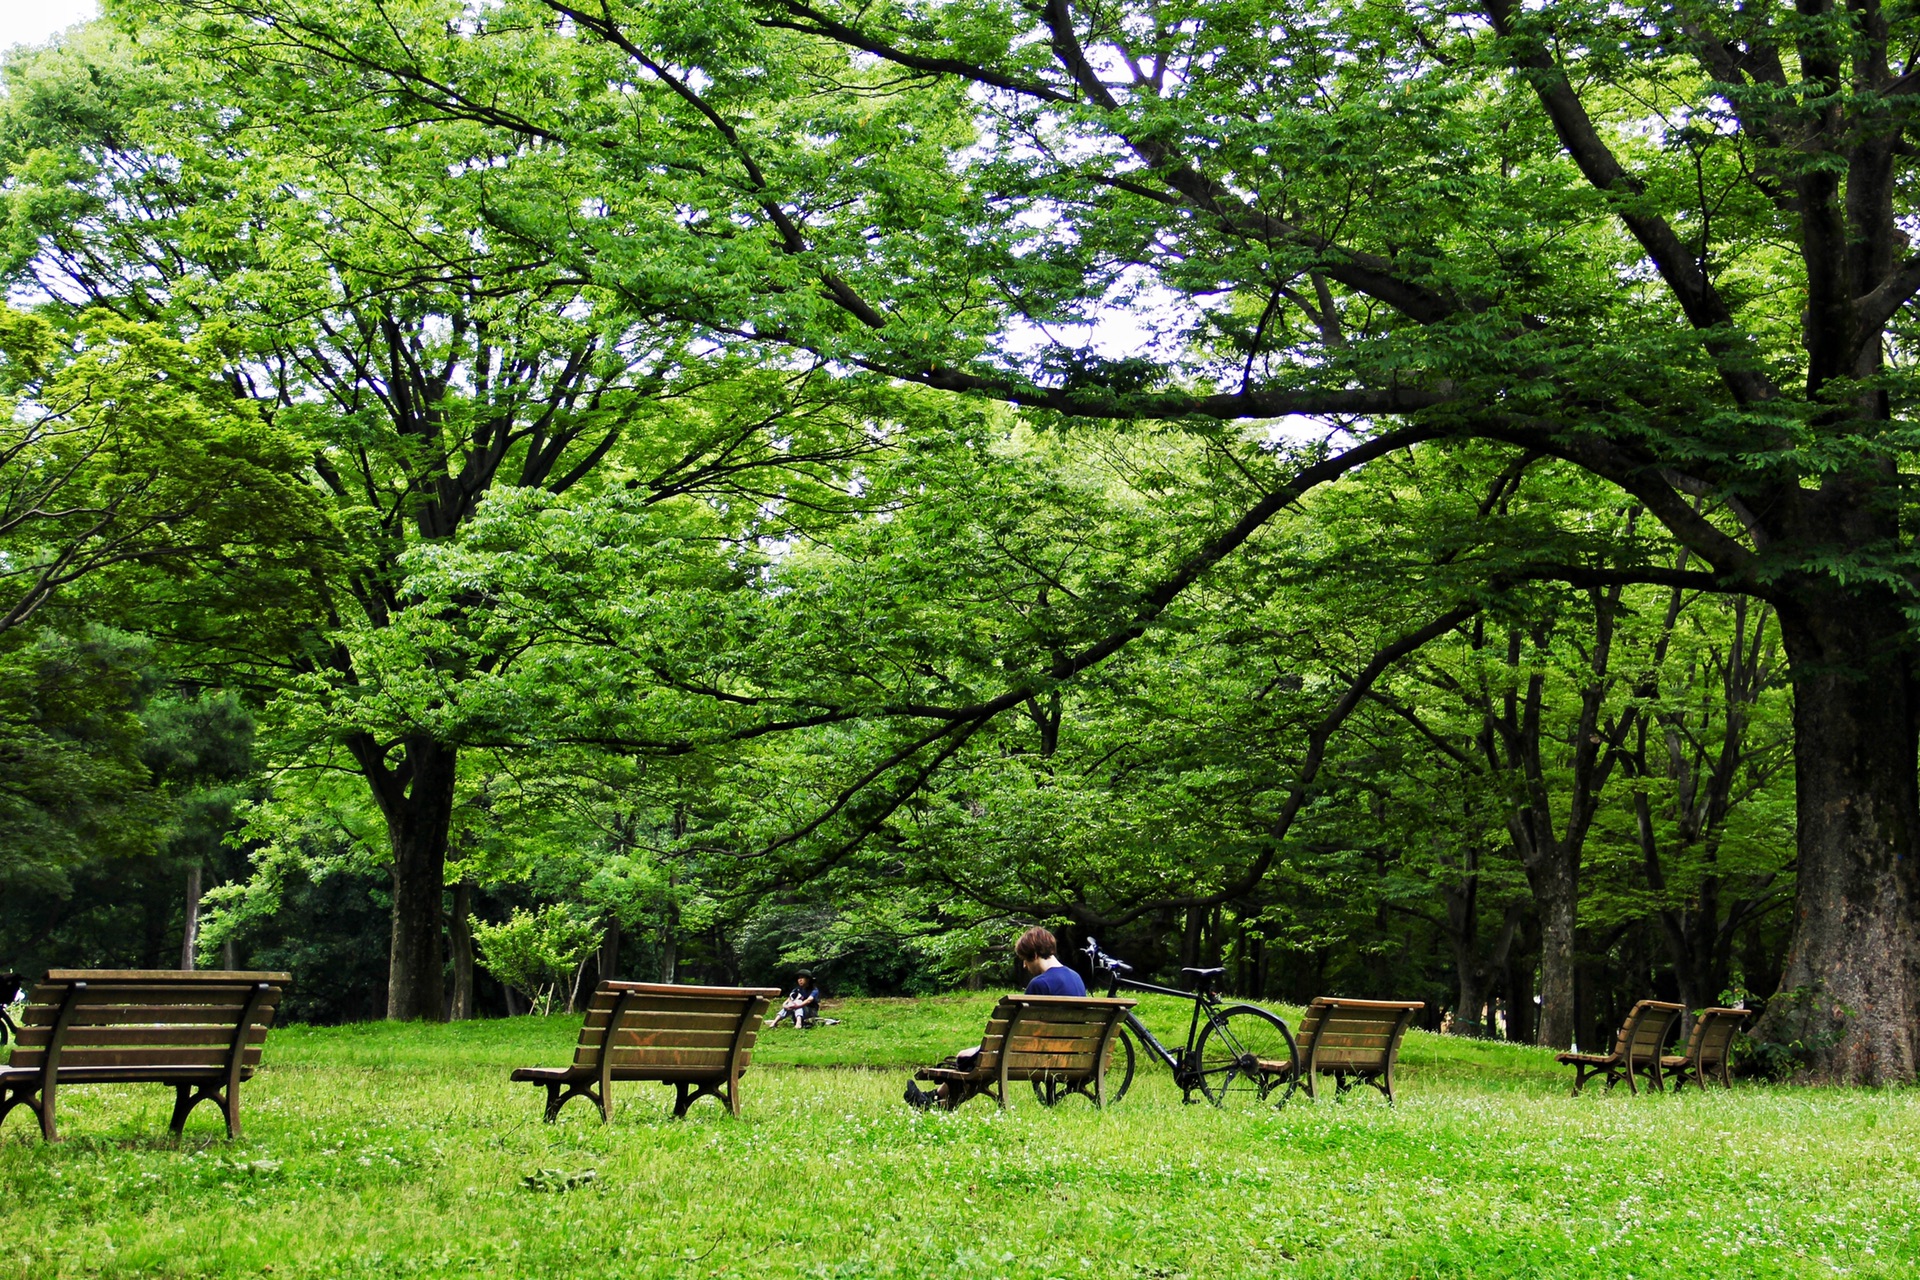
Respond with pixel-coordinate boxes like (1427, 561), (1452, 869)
(1032, 1027), (1136, 1106)
(1195, 1004), (1297, 1107)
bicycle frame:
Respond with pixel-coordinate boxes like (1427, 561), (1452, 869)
(1087, 942), (1223, 1079)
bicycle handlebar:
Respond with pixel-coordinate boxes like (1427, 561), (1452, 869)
(1083, 936), (1133, 976)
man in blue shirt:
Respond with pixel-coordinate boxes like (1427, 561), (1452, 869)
(1015, 927), (1087, 997)
(905, 926), (1085, 1108)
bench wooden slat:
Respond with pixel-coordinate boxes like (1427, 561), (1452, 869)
(582, 994), (765, 1018)
(29, 984), (255, 1004)
(580, 1026), (746, 1048)
(43, 970), (288, 983)
(1, 1065), (260, 1084)
(20, 1000), (281, 1028)
(599, 1049), (736, 1070)
(579, 1010), (747, 1035)
(1004, 1034), (1108, 1056)
(12, 1026), (270, 1049)
(1297, 1020), (1405, 1043)
(10, 1047), (268, 1070)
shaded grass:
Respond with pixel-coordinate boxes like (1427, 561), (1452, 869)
(1, 997), (1914, 1278)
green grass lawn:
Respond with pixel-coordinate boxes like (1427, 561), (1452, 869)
(3, 994), (1916, 1278)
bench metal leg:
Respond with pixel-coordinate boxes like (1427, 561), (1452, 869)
(542, 1081), (601, 1122)
(0, 1082), (54, 1142)
(673, 1081), (718, 1117)
(169, 1083), (241, 1139)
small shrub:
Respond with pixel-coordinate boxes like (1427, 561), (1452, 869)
(472, 905), (601, 1015)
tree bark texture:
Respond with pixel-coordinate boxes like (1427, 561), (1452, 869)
(448, 879), (476, 1021)
(180, 865), (202, 971)
(1526, 860), (1577, 1050)
(352, 735), (459, 1021)
(1758, 598), (1920, 1082)
(600, 918), (621, 985)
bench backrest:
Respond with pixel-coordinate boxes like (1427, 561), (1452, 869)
(1610, 999), (1685, 1064)
(8, 970), (289, 1076)
(1682, 1007), (1747, 1070)
(1296, 998), (1424, 1071)
(570, 982), (779, 1077)
(974, 996), (1134, 1079)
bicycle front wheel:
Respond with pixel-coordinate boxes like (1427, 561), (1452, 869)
(1195, 1004), (1297, 1107)
(1031, 1026), (1137, 1106)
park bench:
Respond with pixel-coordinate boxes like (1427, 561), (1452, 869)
(0, 969), (289, 1141)
(510, 981), (779, 1121)
(1556, 999), (1685, 1095)
(1287, 997), (1424, 1103)
(914, 994), (1135, 1110)
(1661, 1007), (1748, 1090)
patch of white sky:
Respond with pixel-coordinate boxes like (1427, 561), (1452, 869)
(0, 1), (98, 56)
(909, 19), (1354, 448)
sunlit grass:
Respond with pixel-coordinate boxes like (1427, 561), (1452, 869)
(2, 997), (1914, 1278)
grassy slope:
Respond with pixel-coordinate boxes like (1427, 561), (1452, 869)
(0, 994), (1913, 1279)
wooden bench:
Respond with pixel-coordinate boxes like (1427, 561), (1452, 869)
(914, 995), (1135, 1110)
(510, 981), (778, 1121)
(1661, 1007), (1748, 1090)
(0, 969), (289, 1141)
(1287, 997), (1424, 1103)
(1556, 999), (1685, 1094)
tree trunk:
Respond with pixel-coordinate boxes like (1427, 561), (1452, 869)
(1757, 599), (1920, 1082)
(180, 865), (202, 971)
(1180, 906), (1204, 970)
(600, 917), (621, 985)
(367, 737), (459, 1022)
(448, 879), (476, 1021)
(658, 916), (678, 984)
(1441, 874), (1484, 1036)
(1529, 855), (1577, 1050)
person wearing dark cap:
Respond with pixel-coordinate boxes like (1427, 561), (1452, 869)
(767, 970), (822, 1029)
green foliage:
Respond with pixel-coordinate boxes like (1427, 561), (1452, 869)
(472, 905), (603, 1014)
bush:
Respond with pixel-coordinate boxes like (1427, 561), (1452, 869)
(472, 905), (601, 1015)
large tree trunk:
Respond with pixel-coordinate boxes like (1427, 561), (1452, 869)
(1528, 854), (1578, 1050)
(1440, 869), (1485, 1036)
(1758, 598), (1920, 1082)
(356, 736), (460, 1022)
(448, 879), (476, 1020)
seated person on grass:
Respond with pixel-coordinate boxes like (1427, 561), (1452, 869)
(766, 971), (822, 1029)
(904, 926), (1086, 1109)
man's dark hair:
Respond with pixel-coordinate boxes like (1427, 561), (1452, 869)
(1015, 927), (1057, 962)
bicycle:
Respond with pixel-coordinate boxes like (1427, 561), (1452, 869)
(1033, 938), (1297, 1108)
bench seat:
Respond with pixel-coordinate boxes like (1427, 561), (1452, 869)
(0, 970), (289, 1141)
(1659, 1007), (1748, 1090)
(913, 995), (1135, 1110)
(511, 981), (778, 1121)
(1286, 997), (1424, 1103)
(1556, 999), (1685, 1094)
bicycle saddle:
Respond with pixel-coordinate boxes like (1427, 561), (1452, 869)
(1182, 966), (1226, 985)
